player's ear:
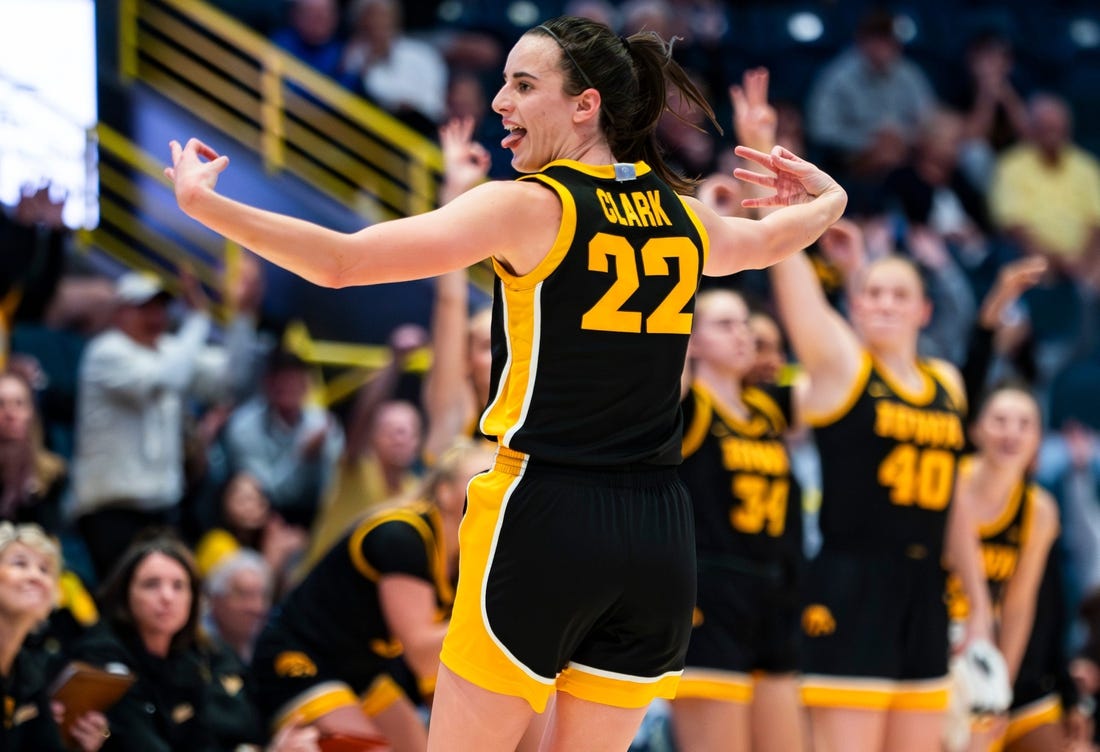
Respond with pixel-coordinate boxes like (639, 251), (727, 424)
(574, 88), (602, 125)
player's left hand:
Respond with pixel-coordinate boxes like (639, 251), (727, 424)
(733, 145), (841, 208)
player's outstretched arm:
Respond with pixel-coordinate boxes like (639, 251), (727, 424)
(166, 138), (547, 288)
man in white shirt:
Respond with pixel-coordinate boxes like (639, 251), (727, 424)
(73, 270), (255, 579)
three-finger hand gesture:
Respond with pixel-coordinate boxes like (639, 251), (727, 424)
(439, 116), (491, 202)
(733, 145), (841, 208)
(730, 67), (777, 155)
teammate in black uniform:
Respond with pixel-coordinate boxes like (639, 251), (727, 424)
(166, 15), (847, 750)
(670, 288), (805, 752)
(948, 386), (1060, 751)
(251, 441), (491, 751)
(770, 239), (996, 752)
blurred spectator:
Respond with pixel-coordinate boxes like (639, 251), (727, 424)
(222, 347), (344, 530)
(79, 534), (218, 750)
(960, 255), (1047, 417)
(445, 72), (513, 179)
(619, 0), (675, 38)
(301, 326), (425, 573)
(270, 0), (352, 85)
(203, 549), (273, 663)
(989, 93), (1100, 389)
(656, 71), (721, 180)
(193, 471), (308, 594)
(745, 311), (787, 389)
(0, 370), (66, 532)
(0, 184), (69, 331)
(23, 565), (103, 691)
(251, 439), (491, 749)
(72, 271), (256, 581)
(421, 270), (492, 464)
(805, 7), (938, 214)
(884, 109), (997, 289)
(564, 0), (618, 29)
(0, 522), (110, 751)
(342, 0), (449, 135)
(1037, 418), (1100, 612)
(990, 93), (1100, 289)
(943, 30), (1030, 192)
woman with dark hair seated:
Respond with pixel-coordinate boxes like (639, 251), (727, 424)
(78, 533), (318, 752)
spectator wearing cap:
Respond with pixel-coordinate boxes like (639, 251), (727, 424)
(71, 270), (257, 581)
(221, 346), (344, 532)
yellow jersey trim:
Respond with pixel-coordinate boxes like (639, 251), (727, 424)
(479, 282), (539, 446)
(742, 386), (789, 434)
(359, 674), (404, 717)
(557, 664), (681, 709)
(678, 194), (711, 269)
(681, 384), (713, 459)
(1004, 694), (1062, 743)
(347, 503), (454, 606)
(273, 682), (358, 730)
(801, 675), (950, 711)
(873, 357), (937, 406)
(676, 669), (754, 703)
(926, 357), (968, 413)
(495, 174), (577, 290)
(805, 352), (874, 427)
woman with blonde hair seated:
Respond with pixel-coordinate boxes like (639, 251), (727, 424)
(0, 521), (110, 750)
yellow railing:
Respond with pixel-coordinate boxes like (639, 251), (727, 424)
(103, 0), (482, 405)
(77, 122), (239, 319)
(117, 0), (443, 222)
(77, 122), (425, 406)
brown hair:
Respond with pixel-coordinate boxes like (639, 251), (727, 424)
(0, 371), (65, 496)
(528, 16), (719, 193)
(856, 254), (929, 299)
(98, 532), (204, 653)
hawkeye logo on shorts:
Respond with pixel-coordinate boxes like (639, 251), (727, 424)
(370, 638), (404, 659)
(802, 605), (836, 637)
(691, 607), (704, 628)
(274, 651), (318, 678)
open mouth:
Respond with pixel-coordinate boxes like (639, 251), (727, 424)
(502, 125), (527, 149)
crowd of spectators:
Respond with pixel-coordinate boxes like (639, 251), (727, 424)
(2, 0), (1100, 749)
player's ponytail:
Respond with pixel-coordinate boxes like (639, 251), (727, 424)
(529, 16), (720, 193)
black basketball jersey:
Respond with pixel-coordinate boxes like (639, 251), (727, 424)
(479, 160), (708, 466)
(947, 457), (1036, 621)
(810, 353), (967, 555)
(275, 501), (453, 673)
(679, 381), (801, 562)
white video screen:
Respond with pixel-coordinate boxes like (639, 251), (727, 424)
(0, 0), (98, 229)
